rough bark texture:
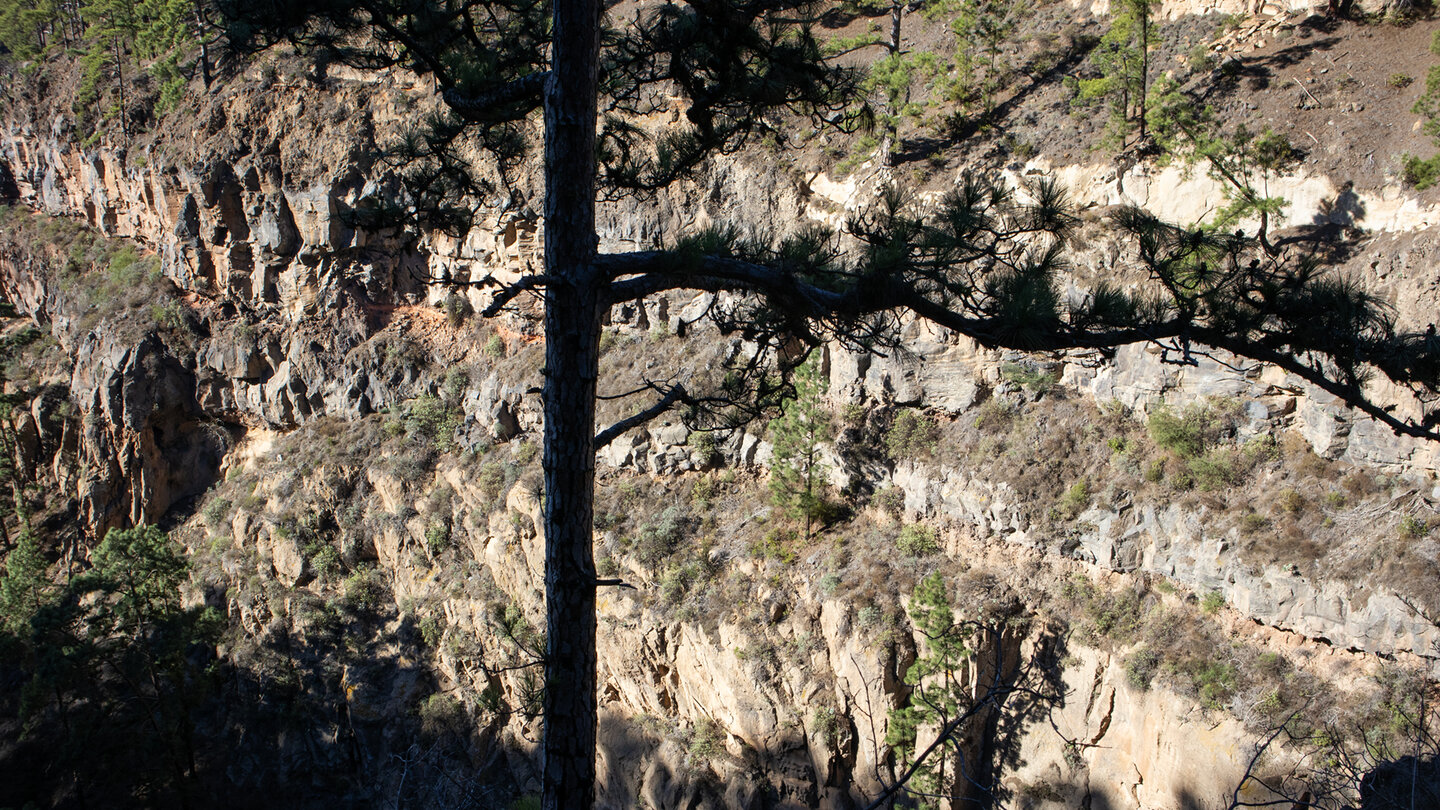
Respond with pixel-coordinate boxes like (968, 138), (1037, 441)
(541, 0), (603, 807)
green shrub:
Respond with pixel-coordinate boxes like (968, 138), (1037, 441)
(1389, 72), (1415, 89)
(686, 718), (723, 767)
(307, 543), (342, 581)
(897, 523), (940, 557)
(106, 246), (148, 287)
(508, 510), (534, 534)
(1000, 362), (1058, 393)
(873, 486), (905, 515)
(1201, 589), (1226, 614)
(1402, 154), (1440, 189)
(1126, 646), (1160, 690)
(150, 301), (186, 331)
(419, 614), (445, 648)
(1254, 651), (1287, 679)
(1192, 660), (1238, 710)
(426, 522), (452, 554)
(1055, 479), (1090, 520)
(1061, 573), (1095, 602)
(1399, 515), (1430, 540)
(442, 367), (469, 404)
(418, 693), (466, 737)
(835, 134), (879, 176)
(1147, 405), (1205, 458)
(688, 431), (721, 467)
(1240, 512), (1269, 534)
(690, 474), (717, 506)
(202, 497), (233, 528)
(1187, 43), (1215, 74)
(1242, 434), (1279, 463)
(382, 417), (406, 439)
(478, 461), (510, 504)
(1188, 450), (1237, 491)
(1148, 402), (1243, 491)
(515, 441), (539, 465)
(812, 705), (840, 746)
(972, 398), (1012, 432)
(442, 293), (472, 326)
(886, 409), (939, 460)
(1088, 590), (1143, 640)
(483, 334), (506, 359)
(404, 395), (462, 453)
(1277, 489), (1305, 514)
(856, 605), (882, 628)
(749, 528), (799, 565)
(659, 558), (710, 605)
(634, 506), (689, 567)
(343, 566), (388, 614)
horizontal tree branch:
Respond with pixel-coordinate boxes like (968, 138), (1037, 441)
(481, 274), (555, 317)
(593, 578), (637, 589)
(600, 251), (850, 313)
(442, 71), (549, 122)
(596, 249), (1440, 441)
(593, 384), (688, 451)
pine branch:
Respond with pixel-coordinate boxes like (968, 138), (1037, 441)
(480, 274), (554, 317)
(593, 384), (688, 450)
(441, 71), (548, 122)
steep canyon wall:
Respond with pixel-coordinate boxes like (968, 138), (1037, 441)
(2, 12), (1439, 807)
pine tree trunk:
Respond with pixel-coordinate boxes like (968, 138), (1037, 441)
(1257, 207), (1276, 256)
(541, 0), (603, 807)
(889, 0), (901, 52)
(114, 35), (128, 142)
(1137, 1), (1149, 142)
(194, 2), (212, 89)
(878, 0), (902, 168)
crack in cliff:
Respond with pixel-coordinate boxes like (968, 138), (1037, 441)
(1088, 687), (1116, 749)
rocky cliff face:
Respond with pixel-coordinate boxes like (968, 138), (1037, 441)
(2, 7), (1439, 808)
(200, 416), (1307, 809)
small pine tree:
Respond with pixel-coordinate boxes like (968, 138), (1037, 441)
(832, 0), (947, 166)
(85, 525), (191, 632)
(1404, 32), (1440, 189)
(886, 571), (974, 808)
(1148, 84), (1301, 254)
(1077, 0), (1154, 149)
(944, 0), (1024, 116)
(77, 0), (140, 136)
(0, 0), (62, 59)
(767, 356), (835, 541)
(0, 530), (48, 636)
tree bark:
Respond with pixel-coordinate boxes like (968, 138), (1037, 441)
(540, 0), (603, 808)
(194, 1), (212, 90)
(1137, 0), (1148, 143)
(113, 34), (128, 142)
(878, 0), (902, 168)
